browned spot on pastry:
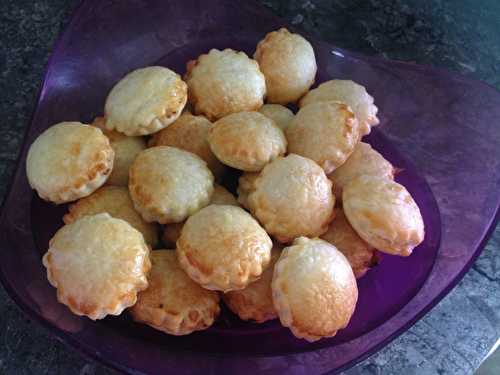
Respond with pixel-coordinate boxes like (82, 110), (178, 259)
(189, 310), (199, 321)
(70, 143), (81, 156)
(184, 250), (213, 276)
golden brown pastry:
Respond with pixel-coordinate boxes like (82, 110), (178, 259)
(247, 154), (335, 242)
(223, 246), (281, 323)
(148, 112), (225, 179)
(299, 80), (379, 135)
(258, 104), (294, 131)
(343, 175), (425, 256)
(286, 101), (360, 174)
(208, 112), (287, 172)
(328, 142), (394, 200)
(130, 250), (220, 335)
(321, 209), (378, 278)
(254, 28), (316, 104)
(129, 146), (214, 224)
(104, 66), (187, 136)
(272, 237), (358, 342)
(236, 172), (259, 211)
(42, 213), (151, 320)
(176, 205), (272, 292)
(185, 49), (266, 120)
(26, 122), (114, 204)
(92, 117), (146, 187)
(63, 186), (159, 247)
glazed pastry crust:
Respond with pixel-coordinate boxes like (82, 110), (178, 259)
(26, 122), (114, 204)
(148, 113), (225, 179)
(254, 28), (316, 104)
(208, 112), (287, 172)
(329, 142), (394, 200)
(321, 209), (378, 278)
(223, 247), (281, 323)
(130, 251), (220, 335)
(343, 175), (425, 256)
(105, 66), (187, 136)
(185, 49), (266, 120)
(247, 154), (335, 243)
(286, 101), (360, 174)
(92, 117), (146, 187)
(63, 186), (159, 247)
(176, 205), (272, 292)
(299, 80), (379, 135)
(272, 237), (358, 342)
(129, 146), (214, 224)
(258, 104), (294, 131)
(42, 213), (151, 320)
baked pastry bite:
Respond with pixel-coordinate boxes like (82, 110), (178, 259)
(247, 154), (335, 243)
(223, 246), (281, 323)
(321, 209), (378, 278)
(105, 66), (187, 136)
(162, 184), (237, 247)
(258, 104), (294, 131)
(130, 250), (220, 335)
(286, 101), (360, 174)
(299, 80), (379, 135)
(129, 146), (214, 224)
(148, 112), (225, 179)
(329, 142), (394, 200)
(343, 175), (425, 256)
(176, 205), (272, 292)
(254, 28), (316, 104)
(208, 112), (287, 172)
(185, 49), (266, 120)
(92, 117), (146, 187)
(272, 237), (358, 342)
(42, 213), (151, 320)
(63, 186), (159, 247)
(26, 122), (114, 204)
(237, 172), (259, 210)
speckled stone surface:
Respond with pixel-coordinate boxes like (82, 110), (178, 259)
(0, 1), (498, 374)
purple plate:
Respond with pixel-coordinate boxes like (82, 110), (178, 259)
(0, 1), (499, 374)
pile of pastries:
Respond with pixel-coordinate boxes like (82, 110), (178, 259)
(26, 28), (425, 342)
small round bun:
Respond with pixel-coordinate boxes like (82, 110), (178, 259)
(148, 113), (225, 179)
(26, 122), (114, 204)
(321, 209), (378, 278)
(129, 146), (214, 224)
(247, 154), (335, 243)
(272, 237), (358, 342)
(105, 66), (187, 136)
(343, 175), (425, 256)
(286, 101), (360, 174)
(254, 28), (316, 104)
(208, 112), (287, 172)
(299, 80), (379, 135)
(258, 104), (294, 131)
(92, 117), (146, 187)
(63, 186), (159, 247)
(223, 246), (281, 323)
(42, 213), (151, 320)
(329, 142), (394, 200)
(237, 172), (259, 210)
(176, 205), (272, 292)
(130, 251), (220, 335)
(185, 49), (266, 120)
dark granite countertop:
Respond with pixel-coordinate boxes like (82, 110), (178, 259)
(0, 1), (498, 374)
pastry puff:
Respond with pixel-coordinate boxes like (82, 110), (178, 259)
(26, 122), (114, 204)
(272, 237), (358, 342)
(130, 251), (220, 335)
(176, 205), (272, 292)
(247, 154), (335, 243)
(42, 213), (151, 320)
(286, 101), (360, 174)
(258, 104), (294, 131)
(343, 175), (425, 256)
(104, 66), (187, 136)
(129, 146), (214, 224)
(237, 172), (259, 211)
(299, 80), (379, 135)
